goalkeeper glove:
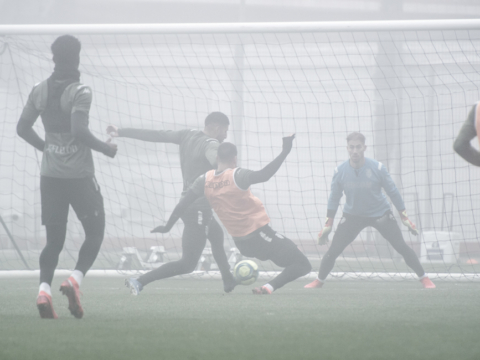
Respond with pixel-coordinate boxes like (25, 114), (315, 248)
(317, 217), (334, 245)
(400, 210), (419, 235)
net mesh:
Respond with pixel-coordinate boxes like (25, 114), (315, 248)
(1, 25), (479, 279)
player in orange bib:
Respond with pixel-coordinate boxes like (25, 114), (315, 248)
(152, 134), (312, 294)
(453, 101), (480, 166)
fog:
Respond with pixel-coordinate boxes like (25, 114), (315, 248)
(0, 1), (479, 276)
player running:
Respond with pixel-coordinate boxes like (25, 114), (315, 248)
(305, 132), (436, 289)
(151, 135), (312, 295)
(17, 35), (118, 319)
(107, 112), (237, 294)
(453, 102), (480, 166)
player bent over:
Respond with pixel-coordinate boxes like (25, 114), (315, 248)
(151, 135), (312, 294)
(17, 35), (118, 318)
(453, 101), (480, 166)
(305, 132), (435, 290)
(108, 113), (237, 294)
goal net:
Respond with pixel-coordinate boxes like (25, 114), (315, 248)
(1, 21), (479, 280)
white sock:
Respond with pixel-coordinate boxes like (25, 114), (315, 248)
(418, 274), (427, 280)
(70, 270), (84, 287)
(263, 283), (274, 292)
(39, 282), (52, 296)
(317, 277), (325, 283)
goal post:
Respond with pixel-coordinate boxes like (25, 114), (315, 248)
(1, 20), (479, 280)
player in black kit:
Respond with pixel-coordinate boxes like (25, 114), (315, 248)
(17, 35), (117, 319)
(107, 112), (237, 294)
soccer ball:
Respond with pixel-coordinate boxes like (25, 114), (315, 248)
(233, 260), (259, 285)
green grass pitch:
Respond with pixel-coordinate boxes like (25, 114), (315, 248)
(1, 277), (480, 360)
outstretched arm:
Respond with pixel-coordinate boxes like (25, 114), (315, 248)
(72, 112), (117, 157)
(107, 124), (185, 145)
(151, 190), (201, 233)
(453, 105), (480, 167)
(245, 134), (296, 186)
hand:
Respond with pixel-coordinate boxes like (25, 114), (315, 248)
(104, 138), (118, 158)
(400, 210), (419, 235)
(106, 125), (119, 137)
(151, 225), (169, 233)
(317, 217), (333, 245)
(282, 133), (296, 153)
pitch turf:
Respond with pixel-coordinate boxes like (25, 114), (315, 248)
(1, 277), (479, 360)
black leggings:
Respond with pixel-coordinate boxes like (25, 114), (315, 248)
(138, 207), (233, 286)
(39, 176), (105, 285)
(235, 225), (311, 290)
(318, 211), (425, 280)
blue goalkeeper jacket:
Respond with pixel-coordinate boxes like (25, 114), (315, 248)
(327, 157), (405, 218)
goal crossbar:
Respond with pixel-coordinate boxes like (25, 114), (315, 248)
(1, 19), (480, 35)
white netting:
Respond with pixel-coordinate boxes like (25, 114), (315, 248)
(1, 22), (479, 278)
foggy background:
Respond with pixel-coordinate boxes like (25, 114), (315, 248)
(1, 0), (479, 275)
(2, 0), (480, 24)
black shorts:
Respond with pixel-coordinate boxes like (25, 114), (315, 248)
(234, 225), (301, 268)
(40, 176), (104, 226)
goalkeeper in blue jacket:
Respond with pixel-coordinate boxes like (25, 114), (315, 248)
(305, 132), (435, 289)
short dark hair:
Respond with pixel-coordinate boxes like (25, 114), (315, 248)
(217, 142), (237, 162)
(205, 112), (230, 126)
(346, 132), (366, 144)
(51, 35), (81, 66)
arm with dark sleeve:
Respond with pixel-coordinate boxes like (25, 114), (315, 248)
(326, 169), (344, 218)
(16, 89), (45, 151)
(151, 175), (205, 233)
(117, 128), (186, 144)
(380, 165), (406, 212)
(243, 134), (295, 187)
(453, 105), (480, 166)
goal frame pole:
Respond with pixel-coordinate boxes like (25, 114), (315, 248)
(1, 19), (480, 35)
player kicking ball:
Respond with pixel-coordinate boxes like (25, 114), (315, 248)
(108, 112), (237, 294)
(453, 101), (480, 166)
(305, 132), (436, 290)
(17, 35), (117, 318)
(151, 135), (312, 294)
